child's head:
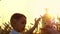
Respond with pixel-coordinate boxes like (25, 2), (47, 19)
(10, 13), (26, 32)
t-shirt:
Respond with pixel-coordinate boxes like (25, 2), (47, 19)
(10, 29), (21, 34)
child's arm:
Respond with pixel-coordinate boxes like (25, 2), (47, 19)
(23, 18), (41, 34)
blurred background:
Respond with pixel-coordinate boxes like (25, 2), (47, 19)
(0, 0), (60, 34)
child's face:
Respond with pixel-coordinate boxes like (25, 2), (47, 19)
(16, 17), (26, 32)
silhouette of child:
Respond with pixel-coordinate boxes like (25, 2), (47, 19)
(10, 13), (41, 34)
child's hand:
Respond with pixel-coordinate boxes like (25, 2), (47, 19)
(34, 17), (41, 27)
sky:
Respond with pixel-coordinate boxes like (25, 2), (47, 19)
(0, 0), (60, 26)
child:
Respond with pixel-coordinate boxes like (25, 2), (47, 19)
(10, 13), (41, 34)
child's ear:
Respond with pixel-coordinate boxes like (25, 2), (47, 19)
(11, 19), (17, 26)
(13, 19), (17, 22)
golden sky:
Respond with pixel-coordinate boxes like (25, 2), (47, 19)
(0, 0), (60, 26)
